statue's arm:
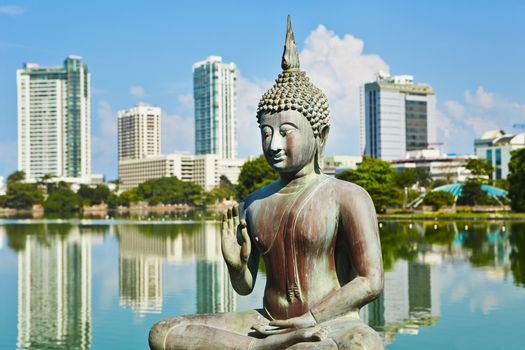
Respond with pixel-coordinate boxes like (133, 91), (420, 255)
(221, 204), (260, 295)
(310, 185), (384, 323)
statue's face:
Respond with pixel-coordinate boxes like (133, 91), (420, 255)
(260, 110), (316, 174)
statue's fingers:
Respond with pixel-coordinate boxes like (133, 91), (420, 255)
(269, 319), (293, 328)
(232, 204), (240, 228)
(240, 223), (251, 261)
(221, 211), (228, 238)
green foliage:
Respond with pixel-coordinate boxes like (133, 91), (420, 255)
(78, 184), (111, 206)
(466, 158), (494, 177)
(509, 223), (525, 286)
(424, 223), (456, 245)
(0, 195), (6, 207)
(508, 148), (525, 212)
(118, 188), (143, 206)
(4, 181), (44, 209)
(430, 179), (449, 189)
(236, 155), (278, 200)
(7, 170), (26, 184)
(44, 182), (81, 213)
(379, 222), (419, 271)
(394, 168), (418, 189)
(209, 175), (236, 203)
(336, 157), (402, 213)
(423, 191), (455, 209)
(136, 176), (205, 205)
(457, 178), (495, 206)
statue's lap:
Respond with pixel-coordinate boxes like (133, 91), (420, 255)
(149, 309), (382, 350)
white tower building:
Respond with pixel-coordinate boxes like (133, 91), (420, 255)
(17, 56), (91, 181)
(117, 103), (161, 161)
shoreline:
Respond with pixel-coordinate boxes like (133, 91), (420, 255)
(378, 213), (525, 221)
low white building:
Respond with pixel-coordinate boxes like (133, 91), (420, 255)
(392, 149), (474, 183)
(0, 176), (5, 195)
(322, 155), (362, 175)
(474, 130), (525, 180)
(119, 153), (245, 191)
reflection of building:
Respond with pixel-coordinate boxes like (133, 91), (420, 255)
(474, 130), (525, 179)
(363, 75), (436, 160)
(364, 258), (440, 343)
(17, 228), (91, 349)
(117, 222), (236, 316)
(17, 56), (91, 181)
(195, 223), (236, 313)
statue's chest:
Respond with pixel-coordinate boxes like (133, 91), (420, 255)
(247, 194), (338, 255)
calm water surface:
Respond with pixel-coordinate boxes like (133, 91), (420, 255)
(0, 219), (524, 349)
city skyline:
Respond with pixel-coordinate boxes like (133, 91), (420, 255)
(1, 1), (525, 180)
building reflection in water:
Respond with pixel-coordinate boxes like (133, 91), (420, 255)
(363, 221), (516, 345)
(117, 222), (236, 316)
(14, 224), (92, 350)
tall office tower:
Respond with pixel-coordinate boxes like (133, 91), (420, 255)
(117, 104), (161, 161)
(17, 56), (91, 181)
(363, 75), (436, 161)
(193, 56), (237, 159)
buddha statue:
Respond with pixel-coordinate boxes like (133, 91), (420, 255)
(149, 15), (384, 350)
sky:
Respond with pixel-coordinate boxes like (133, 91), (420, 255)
(1, 0), (525, 181)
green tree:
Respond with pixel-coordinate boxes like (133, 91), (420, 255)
(118, 188), (143, 206)
(508, 148), (525, 212)
(7, 170), (26, 184)
(336, 157), (402, 213)
(44, 182), (82, 213)
(236, 155), (278, 200)
(457, 178), (494, 206)
(466, 158), (494, 177)
(78, 184), (111, 205)
(4, 177), (44, 210)
(210, 175), (236, 202)
(423, 191), (455, 209)
(394, 168), (418, 189)
(136, 176), (205, 205)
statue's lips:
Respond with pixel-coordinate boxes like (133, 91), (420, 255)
(270, 156), (286, 163)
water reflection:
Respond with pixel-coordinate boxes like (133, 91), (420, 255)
(367, 221), (521, 345)
(2, 220), (525, 349)
(11, 224), (94, 350)
(116, 223), (236, 315)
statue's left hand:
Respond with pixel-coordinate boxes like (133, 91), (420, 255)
(269, 311), (317, 330)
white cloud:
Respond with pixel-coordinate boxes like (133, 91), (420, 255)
(0, 5), (24, 16)
(91, 100), (117, 179)
(129, 85), (145, 98)
(300, 25), (390, 155)
(236, 25), (389, 157)
(161, 112), (194, 154)
(437, 86), (525, 154)
(236, 75), (272, 158)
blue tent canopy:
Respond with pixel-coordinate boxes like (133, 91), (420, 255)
(432, 183), (508, 198)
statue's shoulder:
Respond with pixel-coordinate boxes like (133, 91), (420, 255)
(243, 180), (280, 210)
(323, 175), (373, 203)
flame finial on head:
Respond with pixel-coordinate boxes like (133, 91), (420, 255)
(281, 15), (300, 71)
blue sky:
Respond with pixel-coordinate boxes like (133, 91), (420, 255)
(1, 0), (525, 180)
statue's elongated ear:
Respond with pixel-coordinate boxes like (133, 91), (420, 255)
(319, 125), (330, 149)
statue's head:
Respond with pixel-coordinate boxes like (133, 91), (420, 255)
(257, 16), (330, 174)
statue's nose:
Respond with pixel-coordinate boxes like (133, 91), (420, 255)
(270, 134), (285, 154)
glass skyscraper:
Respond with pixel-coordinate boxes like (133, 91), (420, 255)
(193, 56), (237, 159)
(17, 56), (91, 181)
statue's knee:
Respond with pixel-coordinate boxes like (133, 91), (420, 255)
(337, 324), (384, 350)
(149, 317), (186, 350)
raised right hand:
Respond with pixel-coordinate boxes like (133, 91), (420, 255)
(221, 204), (251, 271)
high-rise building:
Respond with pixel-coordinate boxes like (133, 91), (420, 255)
(363, 75), (436, 161)
(17, 56), (91, 181)
(117, 104), (161, 161)
(193, 56), (237, 159)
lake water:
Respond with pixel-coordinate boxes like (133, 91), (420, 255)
(0, 219), (524, 349)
